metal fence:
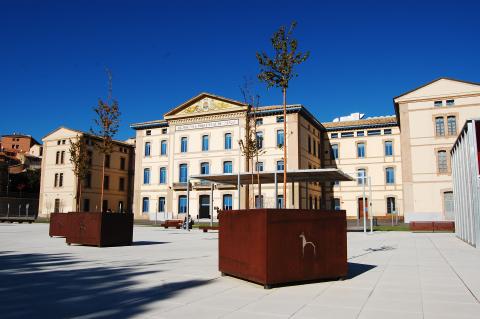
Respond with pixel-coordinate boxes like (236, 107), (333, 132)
(0, 197), (39, 220)
(451, 119), (480, 248)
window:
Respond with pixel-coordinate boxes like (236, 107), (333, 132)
(317, 142), (321, 159)
(331, 144), (339, 160)
(435, 117), (445, 136)
(54, 173), (58, 187)
(60, 151), (65, 164)
(84, 172), (92, 188)
(276, 116), (284, 123)
(87, 151), (93, 165)
(83, 198), (90, 212)
(446, 99), (455, 106)
(223, 161), (233, 173)
(56, 151), (60, 164)
(104, 175), (109, 189)
(331, 133), (338, 139)
(387, 197), (396, 214)
(54, 199), (60, 212)
(202, 135), (209, 151)
(277, 130), (284, 148)
(103, 200), (108, 212)
(178, 196), (187, 213)
(313, 140), (316, 156)
(120, 157), (126, 170)
(255, 118), (263, 126)
(158, 197), (166, 212)
(357, 169), (366, 185)
(119, 177), (125, 191)
(146, 130), (151, 136)
(357, 131), (364, 137)
(434, 101), (443, 107)
(386, 167), (395, 184)
(179, 164), (188, 183)
(59, 173), (64, 187)
(277, 195), (284, 209)
(142, 197), (149, 213)
(308, 136), (311, 153)
(447, 116), (456, 135)
(180, 137), (188, 153)
(162, 128), (168, 134)
(333, 198), (341, 211)
(384, 129), (392, 135)
(276, 160), (284, 171)
(143, 168), (150, 184)
(256, 132), (263, 149)
(367, 130), (381, 136)
(255, 195), (263, 208)
(144, 142), (151, 156)
(160, 140), (167, 155)
(105, 154), (110, 168)
(160, 167), (167, 184)
(62, 140), (66, 145)
(341, 132), (354, 138)
(256, 161), (264, 172)
(385, 141), (393, 156)
(224, 133), (232, 150)
(437, 150), (448, 173)
(200, 162), (209, 175)
(57, 140), (61, 146)
(357, 143), (365, 158)
(223, 194), (233, 210)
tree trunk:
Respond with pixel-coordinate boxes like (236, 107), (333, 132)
(283, 87), (287, 208)
(244, 112), (250, 209)
(100, 152), (105, 212)
(78, 181), (82, 212)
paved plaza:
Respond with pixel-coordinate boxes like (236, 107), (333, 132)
(1, 224), (480, 319)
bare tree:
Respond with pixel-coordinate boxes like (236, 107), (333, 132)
(256, 21), (309, 208)
(91, 69), (121, 212)
(69, 135), (90, 211)
(239, 78), (265, 208)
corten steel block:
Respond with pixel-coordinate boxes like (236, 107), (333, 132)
(219, 209), (348, 287)
(65, 212), (133, 247)
(433, 221), (455, 232)
(409, 222), (434, 232)
(49, 213), (69, 237)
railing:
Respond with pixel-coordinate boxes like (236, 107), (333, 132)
(0, 197), (39, 220)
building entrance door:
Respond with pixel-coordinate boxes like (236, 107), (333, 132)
(199, 195), (210, 219)
(358, 198), (369, 219)
(443, 191), (454, 220)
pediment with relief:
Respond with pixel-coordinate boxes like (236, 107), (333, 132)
(179, 98), (235, 115)
(164, 93), (247, 119)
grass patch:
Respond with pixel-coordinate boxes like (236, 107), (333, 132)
(373, 224), (410, 231)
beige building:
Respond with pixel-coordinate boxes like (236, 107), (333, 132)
(394, 78), (480, 222)
(323, 115), (402, 219)
(38, 127), (134, 216)
(130, 93), (326, 221)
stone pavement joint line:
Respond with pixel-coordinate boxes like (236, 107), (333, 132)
(1, 224), (480, 319)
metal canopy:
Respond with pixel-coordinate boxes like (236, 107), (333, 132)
(190, 168), (353, 185)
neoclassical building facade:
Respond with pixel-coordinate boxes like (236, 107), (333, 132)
(130, 93), (326, 221)
(130, 77), (480, 222)
(38, 127), (135, 216)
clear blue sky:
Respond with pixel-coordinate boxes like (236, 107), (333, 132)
(1, 0), (479, 141)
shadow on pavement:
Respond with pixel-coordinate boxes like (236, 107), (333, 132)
(346, 262), (377, 279)
(132, 241), (171, 246)
(0, 251), (211, 318)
